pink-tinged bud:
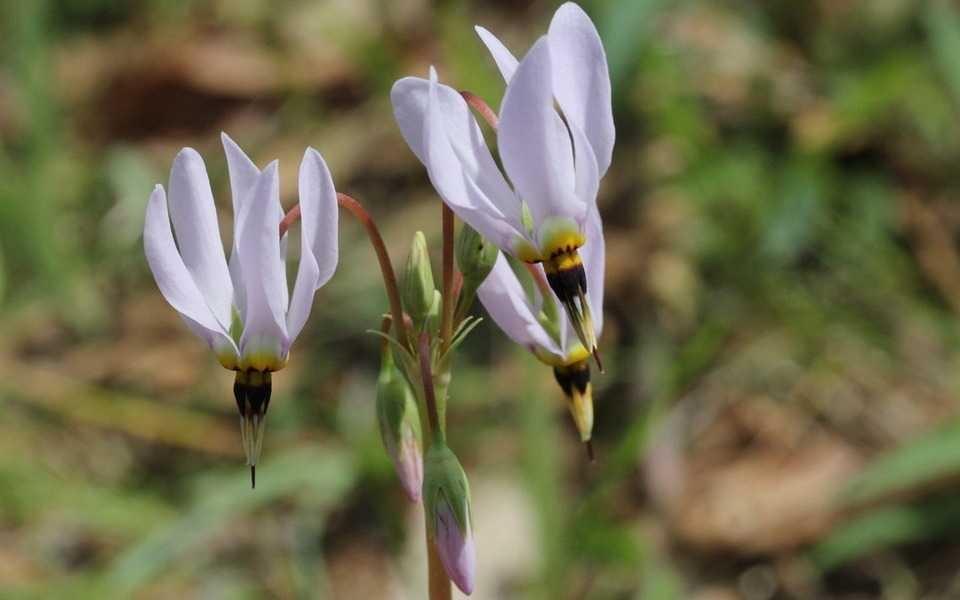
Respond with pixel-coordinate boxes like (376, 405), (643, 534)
(434, 491), (476, 594)
(395, 422), (424, 502)
(376, 342), (424, 502)
(424, 443), (475, 595)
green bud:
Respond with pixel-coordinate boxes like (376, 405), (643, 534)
(456, 224), (499, 285)
(423, 442), (475, 594)
(401, 231), (435, 328)
(376, 346), (423, 502)
(426, 289), (442, 334)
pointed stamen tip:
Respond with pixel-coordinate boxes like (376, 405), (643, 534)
(585, 440), (596, 462)
(592, 347), (604, 373)
(250, 464), (256, 489)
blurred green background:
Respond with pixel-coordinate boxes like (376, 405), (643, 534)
(5, 0), (960, 597)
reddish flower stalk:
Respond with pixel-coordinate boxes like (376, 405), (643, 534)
(440, 203), (457, 354)
(337, 193), (411, 350)
(460, 90), (499, 130)
(278, 204), (302, 237)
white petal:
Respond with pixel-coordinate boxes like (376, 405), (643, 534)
(286, 147), (339, 344)
(391, 73), (528, 251)
(548, 2), (615, 176)
(582, 203), (605, 337)
(236, 162), (289, 367)
(570, 118), (600, 212)
(221, 132), (261, 222)
(497, 38), (582, 228)
(222, 132), (261, 316)
(144, 185), (239, 361)
(474, 26), (518, 83)
(167, 148), (234, 329)
(477, 254), (564, 358)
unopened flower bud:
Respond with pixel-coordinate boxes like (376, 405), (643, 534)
(423, 442), (475, 595)
(376, 346), (423, 502)
(426, 289), (442, 334)
(456, 224), (499, 286)
(401, 231), (436, 328)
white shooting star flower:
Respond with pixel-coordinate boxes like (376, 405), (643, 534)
(143, 133), (339, 484)
(390, 2), (613, 367)
(476, 202), (604, 451)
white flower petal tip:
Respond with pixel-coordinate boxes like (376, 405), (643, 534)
(435, 497), (476, 595)
(548, 2), (616, 176)
(286, 146), (339, 343)
(474, 25), (518, 82)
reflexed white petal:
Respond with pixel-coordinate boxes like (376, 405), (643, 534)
(582, 203), (605, 337)
(391, 73), (529, 251)
(167, 148), (234, 329)
(569, 118), (600, 214)
(497, 38), (582, 227)
(548, 2), (615, 176)
(286, 147), (339, 344)
(144, 185), (239, 360)
(222, 132), (261, 315)
(236, 162), (289, 366)
(220, 133), (290, 317)
(221, 132), (260, 222)
(392, 73), (526, 240)
(474, 26), (518, 83)
(477, 254), (564, 358)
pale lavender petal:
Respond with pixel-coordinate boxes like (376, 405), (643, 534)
(548, 2), (615, 176)
(582, 203), (605, 337)
(167, 148), (234, 329)
(391, 72), (527, 249)
(435, 495), (476, 595)
(569, 119), (600, 212)
(477, 254), (564, 359)
(221, 132), (261, 315)
(497, 38), (582, 228)
(396, 427), (424, 503)
(474, 25), (518, 83)
(286, 147), (339, 345)
(221, 132), (261, 224)
(144, 185), (239, 363)
(236, 162), (289, 369)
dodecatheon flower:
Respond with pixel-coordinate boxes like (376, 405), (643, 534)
(423, 442), (476, 595)
(143, 133), (339, 486)
(476, 199), (604, 455)
(390, 2), (613, 369)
